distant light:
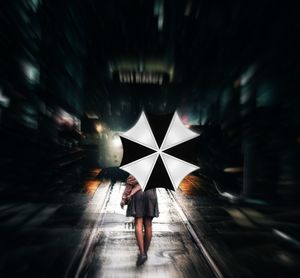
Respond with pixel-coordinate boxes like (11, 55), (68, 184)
(96, 124), (103, 133)
(224, 167), (243, 173)
(23, 62), (39, 84)
(240, 87), (251, 105)
(136, 73), (140, 83)
(55, 109), (77, 128)
(240, 64), (257, 86)
(86, 113), (99, 119)
(220, 192), (238, 201)
(159, 74), (163, 85)
(154, 0), (164, 31)
(273, 229), (294, 242)
(60, 110), (73, 121)
(180, 114), (189, 125)
(29, 0), (41, 12)
(158, 15), (164, 31)
(0, 89), (10, 108)
(118, 71), (165, 85)
(119, 72), (123, 82)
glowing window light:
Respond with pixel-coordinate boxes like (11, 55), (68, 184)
(23, 62), (40, 84)
(118, 71), (165, 85)
(0, 88), (10, 108)
(159, 74), (163, 85)
(119, 73), (123, 82)
(96, 124), (103, 133)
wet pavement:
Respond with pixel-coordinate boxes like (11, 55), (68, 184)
(0, 165), (101, 278)
(69, 183), (215, 278)
(175, 175), (300, 278)
(0, 166), (215, 278)
(0, 165), (300, 278)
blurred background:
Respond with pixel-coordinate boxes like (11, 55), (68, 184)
(0, 1), (299, 277)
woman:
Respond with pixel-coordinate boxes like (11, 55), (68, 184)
(120, 174), (159, 266)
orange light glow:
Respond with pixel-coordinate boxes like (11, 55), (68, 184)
(179, 175), (201, 195)
(96, 124), (103, 133)
(85, 180), (100, 195)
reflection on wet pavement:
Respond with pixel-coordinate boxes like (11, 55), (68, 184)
(82, 183), (214, 278)
(1, 167), (299, 278)
(176, 175), (300, 278)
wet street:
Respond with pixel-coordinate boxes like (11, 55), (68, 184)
(0, 165), (217, 278)
(79, 183), (215, 278)
(1, 163), (299, 278)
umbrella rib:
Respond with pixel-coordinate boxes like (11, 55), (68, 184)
(120, 134), (157, 152)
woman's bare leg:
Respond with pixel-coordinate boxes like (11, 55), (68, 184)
(143, 217), (153, 254)
(135, 217), (145, 255)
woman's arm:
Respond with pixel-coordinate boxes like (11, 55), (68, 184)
(121, 183), (131, 204)
(128, 184), (142, 198)
(126, 175), (141, 198)
(120, 175), (135, 207)
(120, 175), (142, 208)
(126, 175), (138, 186)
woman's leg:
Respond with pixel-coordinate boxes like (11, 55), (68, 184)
(134, 217), (145, 255)
(143, 217), (153, 254)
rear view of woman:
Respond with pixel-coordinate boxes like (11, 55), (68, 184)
(120, 174), (159, 266)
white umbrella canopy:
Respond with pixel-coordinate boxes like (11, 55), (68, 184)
(119, 111), (200, 191)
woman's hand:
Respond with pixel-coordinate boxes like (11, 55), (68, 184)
(120, 199), (126, 209)
(127, 175), (138, 186)
(127, 193), (134, 200)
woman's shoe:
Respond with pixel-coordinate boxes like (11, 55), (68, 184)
(136, 253), (147, 266)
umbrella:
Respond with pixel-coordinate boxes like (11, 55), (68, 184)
(97, 167), (129, 183)
(119, 111), (200, 191)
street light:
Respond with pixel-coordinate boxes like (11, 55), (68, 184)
(96, 124), (103, 133)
